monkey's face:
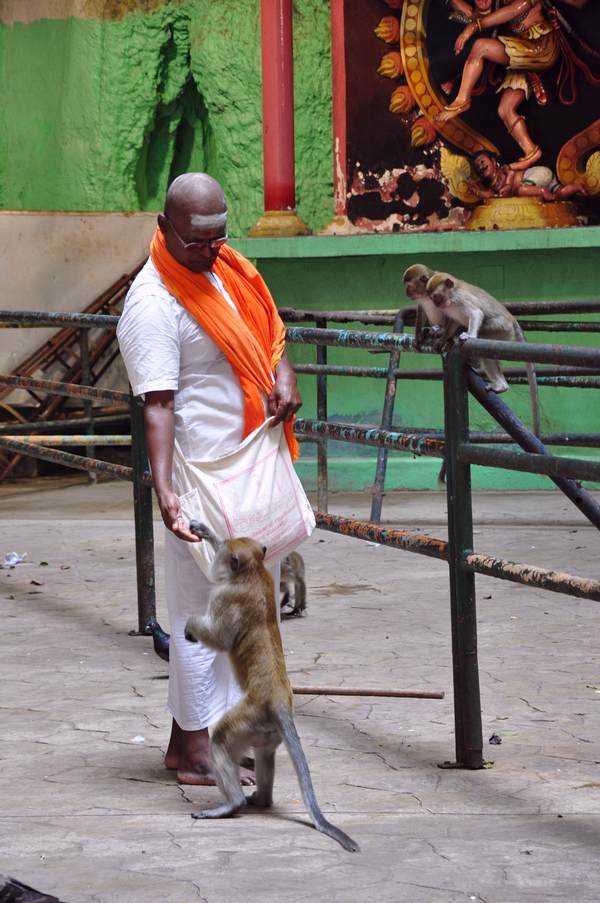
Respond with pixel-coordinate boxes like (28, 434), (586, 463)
(404, 275), (428, 300)
(431, 292), (447, 308)
(214, 537), (266, 581)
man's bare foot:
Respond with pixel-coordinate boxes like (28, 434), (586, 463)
(177, 761), (217, 786)
(164, 719), (255, 785)
(177, 762), (255, 785)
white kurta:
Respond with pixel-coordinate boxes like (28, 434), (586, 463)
(117, 258), (277, 730)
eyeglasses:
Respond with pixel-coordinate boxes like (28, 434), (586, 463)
(166, 216), (228, 252)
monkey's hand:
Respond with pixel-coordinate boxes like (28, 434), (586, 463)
(189, 520), (221, 550)
(185, 615), (229, 651)
(184, 615), (214, 647)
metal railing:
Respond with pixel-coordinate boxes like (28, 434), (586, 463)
(1, 306), (600, 769)
(285, 323), (600, 769)
(281, 299), (600, 521)
(0, 310), (155, 635)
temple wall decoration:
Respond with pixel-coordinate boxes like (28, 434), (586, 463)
(330, 0), (600, 233)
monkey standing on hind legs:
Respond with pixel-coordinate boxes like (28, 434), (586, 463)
(183, 520), (359, 852)
(425, 272), (541, 436)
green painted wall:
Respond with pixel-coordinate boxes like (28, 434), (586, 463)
(1, 4), (598, 493)
(0, 0), (332, 234)
(232, 233), (600, 493)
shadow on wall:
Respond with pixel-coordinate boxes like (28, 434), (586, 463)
(135, 26), (215, 211)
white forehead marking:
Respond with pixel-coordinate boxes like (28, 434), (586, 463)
(189, 212), (228, 229)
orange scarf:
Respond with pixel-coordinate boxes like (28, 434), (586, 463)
(150, 227), (298, 459)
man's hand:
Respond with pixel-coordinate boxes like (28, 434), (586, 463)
(268, 355), (302, 426)
(156, 488), (201, 543)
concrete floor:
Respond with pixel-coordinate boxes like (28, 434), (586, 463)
(1, 478), (599, 902)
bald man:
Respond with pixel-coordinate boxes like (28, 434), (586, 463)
(117, 173), (302, 785)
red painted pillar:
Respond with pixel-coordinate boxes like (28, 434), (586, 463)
(249, 0), (310, 236)
(321, 0), (349, 233)
(331, 0), (348, 221)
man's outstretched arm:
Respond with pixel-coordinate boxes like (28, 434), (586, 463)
(143, 390), (200, 543)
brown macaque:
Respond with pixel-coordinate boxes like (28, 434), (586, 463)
(184, 521), (359, 853)
(280, 551), (306, 618)
(403, 263), (459, 350)
(425, 272), (540, 435)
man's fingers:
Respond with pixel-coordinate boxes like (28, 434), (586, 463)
(172, 522), (202, 542)
(270, 402), (295, 425)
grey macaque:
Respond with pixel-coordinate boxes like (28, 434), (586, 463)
(426, 272), (541, 435)
(403, 263), (458, 349)
(280, 551), (306, 618)
(184, 520), (359, 853)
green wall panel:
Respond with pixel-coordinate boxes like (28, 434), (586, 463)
(1, 5), (598, 491)
(0, 0), (332, 236)
(252, 244), (600, 492)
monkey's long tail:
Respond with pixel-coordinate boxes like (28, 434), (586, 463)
(274, 707), (360, 852)
(515, 324), (541, 437)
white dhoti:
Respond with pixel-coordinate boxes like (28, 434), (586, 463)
(117, 257), (280, 731)
(165, 529), (280, 729)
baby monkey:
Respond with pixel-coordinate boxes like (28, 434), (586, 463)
(425, 273), (540, 434)
(403, 263), (455, 350)
(184, 521), (359, 853)
(280, 551), (306, 618)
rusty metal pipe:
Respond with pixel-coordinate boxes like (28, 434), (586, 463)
(0, 310), (119, 329)
(0, 374), (128, 404)
(464, 553), (600, 602)
(0, 413), (130, 434)
(458, 443), (600, 484)
(315, 511), (449, 561)
(285, 327), (415, 352)
(1, 435), (131, 445)
(292, 686), (445, 699)
(0, 436), (149, 483)
(466, 369), (600, 529)
(294, 418), (445, 457)
(460, 337), (600, 368)
(315, 511), (600, 601)
(281, 299), (600, 324)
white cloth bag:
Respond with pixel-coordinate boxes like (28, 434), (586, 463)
(174, 419), (315, 579)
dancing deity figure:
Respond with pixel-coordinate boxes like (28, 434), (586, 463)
(437, 0), (589, 170)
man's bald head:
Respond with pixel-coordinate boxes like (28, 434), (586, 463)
(165, 173), (227, 229)
(159, 172), (228, 272)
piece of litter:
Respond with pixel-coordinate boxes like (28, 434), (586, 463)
(2, 552), (27, 569)
(60, 565), (70, 570)
(131, 736), (145, 744)
(39, 561), (48, 566)
(488, 733), (502, 745)
(30, 579), (44, 586)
